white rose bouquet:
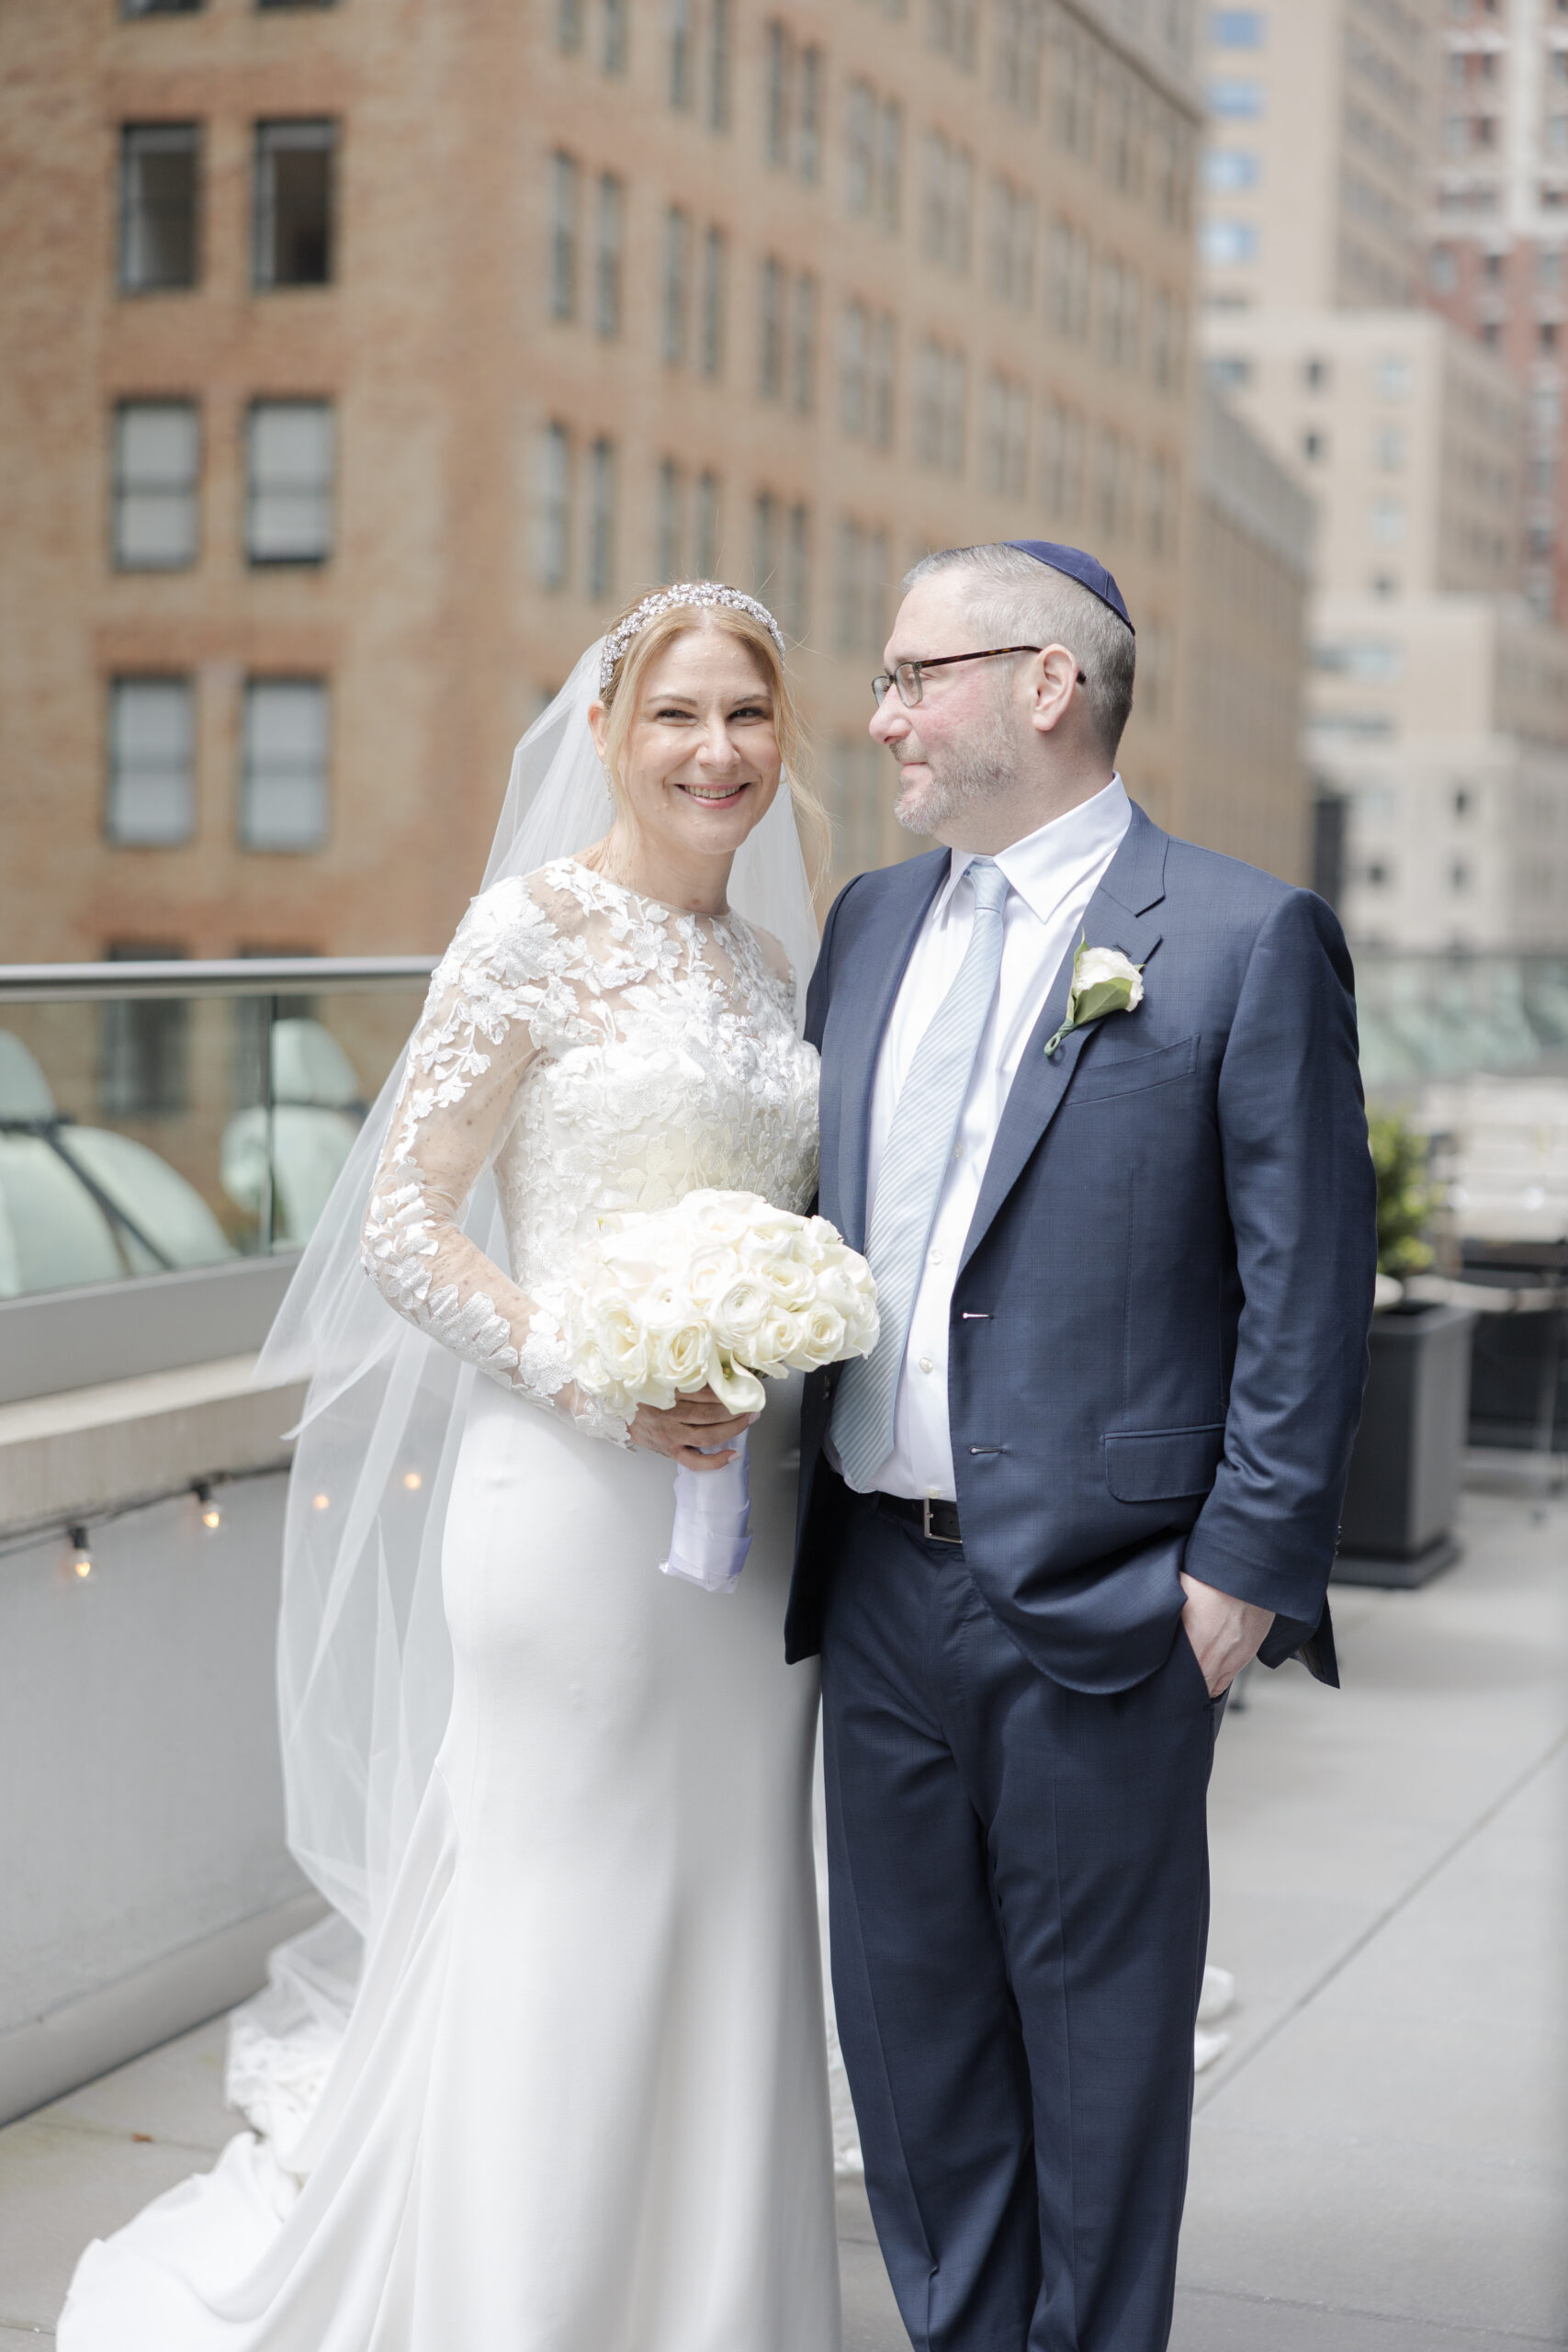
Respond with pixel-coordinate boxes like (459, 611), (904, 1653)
(560, 1189), (879, 1592)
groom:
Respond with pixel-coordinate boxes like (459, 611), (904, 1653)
(791, 540), (1376, 2351)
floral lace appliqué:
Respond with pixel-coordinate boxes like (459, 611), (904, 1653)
(361, 861), (818, 1447)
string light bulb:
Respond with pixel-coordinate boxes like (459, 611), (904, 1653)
(68, 1526), (94, 1580)
(194, 1481), (223, 1532)
(401, 1471), (423, 1492)
(311, 1493), (331, 1511)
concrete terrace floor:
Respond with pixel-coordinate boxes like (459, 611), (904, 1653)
(1, 1487), (1564, 2350)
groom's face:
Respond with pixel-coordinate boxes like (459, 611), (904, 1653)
(872, 575), (1021, 842)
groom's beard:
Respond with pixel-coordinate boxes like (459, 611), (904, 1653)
(892, 702), (1016, 835)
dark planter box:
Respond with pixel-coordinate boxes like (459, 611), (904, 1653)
(1334, 1301), (1477, 1589)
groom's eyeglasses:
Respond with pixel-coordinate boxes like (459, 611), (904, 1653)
(871, 647), (1087, 708)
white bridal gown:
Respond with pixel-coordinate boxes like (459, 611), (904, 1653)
(60, 859), (840, 2352)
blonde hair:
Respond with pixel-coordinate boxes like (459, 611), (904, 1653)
(596, 592), (831, 892)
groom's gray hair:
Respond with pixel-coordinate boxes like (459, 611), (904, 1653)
(902, 544), (1136, 761)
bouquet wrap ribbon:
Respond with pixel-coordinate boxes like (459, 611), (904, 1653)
(660, 1433), (752, 1594)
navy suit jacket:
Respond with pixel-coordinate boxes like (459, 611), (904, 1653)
(787, 804), (1378, 1693)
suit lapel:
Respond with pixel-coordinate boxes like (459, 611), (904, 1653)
(957, 806), (1169, 1279)
(828, 851), (949, 1250)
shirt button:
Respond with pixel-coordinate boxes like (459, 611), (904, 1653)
(919, 1355), (934, 1374)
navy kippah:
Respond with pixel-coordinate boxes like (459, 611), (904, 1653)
(1003, 540), (1134, 635)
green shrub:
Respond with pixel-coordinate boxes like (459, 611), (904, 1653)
(1368, 1113), (1436, 1278)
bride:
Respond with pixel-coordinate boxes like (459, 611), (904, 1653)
(59, 585), (843, 2350)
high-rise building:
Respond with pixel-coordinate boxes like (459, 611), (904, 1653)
(0, 0), (1205, 966)
(1200, 0), (1428, 312)
(1426, 0), (1568, 619)
(1197, 0), (1568, 953)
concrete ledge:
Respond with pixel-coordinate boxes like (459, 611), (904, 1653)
(0, 1891), (327, 2130)
(0, 1356), (308, 1537)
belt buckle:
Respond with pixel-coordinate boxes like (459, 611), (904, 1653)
(922, 1498), (961, 1545)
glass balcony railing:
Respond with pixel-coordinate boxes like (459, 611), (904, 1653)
(1356, 953), (1568, 1096)
(0, 958), (434, 1302)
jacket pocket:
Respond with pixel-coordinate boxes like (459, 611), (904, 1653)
(1104, 1422), (1225, 1501)
(1064, 1033), (1199, 1105)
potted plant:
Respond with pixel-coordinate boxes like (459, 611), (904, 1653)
(1334, 1114), (1478, 1587)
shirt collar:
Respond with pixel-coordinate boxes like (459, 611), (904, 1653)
(939, 775), (1131, 926)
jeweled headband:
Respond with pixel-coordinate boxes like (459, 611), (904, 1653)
(598, 582), (786, 693)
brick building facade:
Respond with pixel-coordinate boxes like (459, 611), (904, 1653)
(1, 0), (1203, 963)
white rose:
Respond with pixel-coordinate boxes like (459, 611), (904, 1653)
(686, 1242), (741, 1311)
(794, 1302), (847, 1366)
(650, 1320), (714, 1393)
(1072, 945), (1144, 1005)
(710, 1273), (772, 1350)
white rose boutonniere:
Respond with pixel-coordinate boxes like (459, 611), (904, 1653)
(1043, 935), (1145, 1057)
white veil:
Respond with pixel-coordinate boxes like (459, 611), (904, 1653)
(253, 632), (821, 1951)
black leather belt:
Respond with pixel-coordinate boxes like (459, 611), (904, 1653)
(878, 1493), (963, 1545)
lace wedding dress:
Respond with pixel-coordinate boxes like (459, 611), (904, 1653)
(59, 858), (840, 2351)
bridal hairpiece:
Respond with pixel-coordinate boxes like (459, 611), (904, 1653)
(598, 584), (787, 692)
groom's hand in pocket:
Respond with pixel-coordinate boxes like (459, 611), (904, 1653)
(1179, 1571), (1275, 1700)
(631, 1387), (760, 1471)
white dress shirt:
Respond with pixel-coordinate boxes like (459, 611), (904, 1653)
(847, 775), (1132, 1501)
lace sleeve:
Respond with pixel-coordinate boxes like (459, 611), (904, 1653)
(360, 880), (632, 1446)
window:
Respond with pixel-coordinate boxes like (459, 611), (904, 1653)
(246, 400), (334, 563)
(848, 81), (874, 215)
(760, 257), (785, 398)
(914, 339), (965, 472)
(550, 153), (578, 319)
(922, 134), (973, 273)
(603, 0), (628, 74)
(870, 312), (896, 447)
(107, 678), (195, 846)
(986, 177), (1034, 307)
(112, 401), (199, 569)
(840, 300), (868, 436)
(700, 226), (727, 376)
(1204, 355), (1251, 389)
(101, 946), (189, 1121)
(1373, 424), (1406, 471)
(753, 491), (779, 599)
(1453, 786), (1472, 817)
(1428, 245), (1457, 293)
(828, 741), (884, 875)
(662, 206), (690, 364)
(1203, 148), (1258, 190)
(834, 518), (890, 658)
(1302, 430), (1325, 461)
(539, 423), (571, 587)
(1303, 356), (1330, 390)
(657, 458), (684, 581)
(798, 48), (823, 182)
(879, 100), (903, 232)
(766, 20), (793, 165)
(1040, 398), (1084, 522)
(1375, 355), (1412, 398)
(1145, 452), (1176, 558)
(124, 0), (202, 14)
(587, 435), (616, 597)
(694, 469), (721, 576)
(981, 376), (1029, 497)
(1046, 219), (1090, 338)
(708, 0), (732, 130)
(791, 273), (818, 413)
(784, 502), (811, 640)
(242, 680), (329, 852)
(254, 120), (335, 288)
(558, 0), (582, 51)
(595, 174), (623, 336)
(1200, 217), (1258, 264)
(993, 0), (1044, 116)
(1210, 8), (1264, 43)
(255, 0), (337, 8)
(1370, 496), (1406, 544)
(1207, 79), (1263, 118)
(669, 0), (694, 107)
(928, 0), (977, 70)
(119, 124), (200, 291)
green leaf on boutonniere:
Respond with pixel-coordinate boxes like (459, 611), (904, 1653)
(1043, 934), (1145, 1057)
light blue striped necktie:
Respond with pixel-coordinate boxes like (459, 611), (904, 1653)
(830, 856), (1011, 1493)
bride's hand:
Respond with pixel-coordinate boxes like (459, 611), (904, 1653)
(630, 1387), (759, 1471)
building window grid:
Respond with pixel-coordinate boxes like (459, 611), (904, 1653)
(253, 119), (336, 289)
(662, 206), (691, 364)
(993, 0), (1044, 116)
(708, 0), (733, 130)
(981, 375), (1029, 498)
(246, 400), (334, 565)
(657, 457), (684, 582)
(790, 273), (818, 413)
(986, 176), (1036, 307)
(798, 49), (823, 183)
(784, 502), (811, 641)
(595, 174), (624, 337)
(119, 123), (201, 292)
(106, 677), (196, 847)
(694, 469), (722, 576)
(539, 422), (571, 588)
(766, 21), (793, 166)
(760, 257), (785, 399)
(753, 490), (780, 601)
(669, 0), (694, 107)
(700, 226), (728, 377)
(550, 153), (579, 321)
(241, 678), (330, 854)
(587, 435), (616, 597)
(603, 0), (628, 75)
(927, 0), (977, 71)
(112, 401), (200, 570)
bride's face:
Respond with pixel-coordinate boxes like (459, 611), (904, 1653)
(594, 628), (783, 865)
